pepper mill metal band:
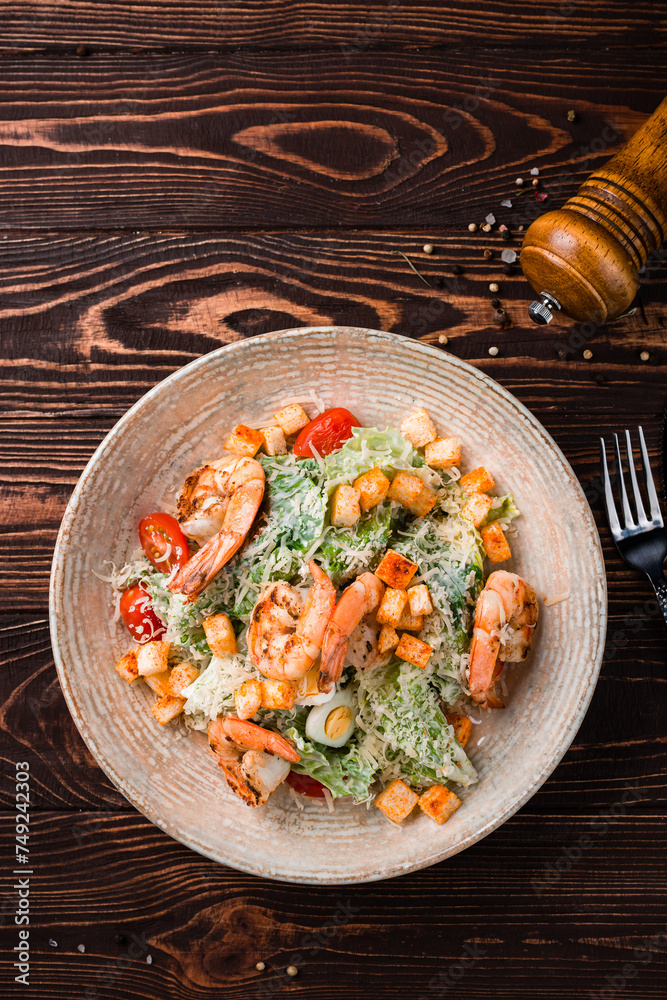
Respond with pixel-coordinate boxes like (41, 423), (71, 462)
(521, 96), (667, 324)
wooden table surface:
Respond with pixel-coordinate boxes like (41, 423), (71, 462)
(2, 4), (667, 998)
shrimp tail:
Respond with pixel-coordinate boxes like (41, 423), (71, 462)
(318, 627), (346, 693)
(221, 716), (301, 763)
(168, 528), (243, 601)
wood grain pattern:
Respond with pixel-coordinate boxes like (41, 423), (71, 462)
(0, 52), (665, 229)
(0, 1), (665, 52)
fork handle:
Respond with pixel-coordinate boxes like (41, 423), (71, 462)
(650, 577), (667, 627)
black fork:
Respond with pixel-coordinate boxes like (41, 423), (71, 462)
(600, 426), (667, 627)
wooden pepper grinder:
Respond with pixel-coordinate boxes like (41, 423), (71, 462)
(521, 97), (667, 324)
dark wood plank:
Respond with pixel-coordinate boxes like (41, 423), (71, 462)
(0, 51), (665, 228)
(0, 1), (664, 52)
(0, 811), (666, 999)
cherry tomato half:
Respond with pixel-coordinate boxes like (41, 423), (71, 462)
(138, 512), (189, 574)
(293, 407), (361, 458)
(119, 583), (166, 643)
(286, 771), (328, 798)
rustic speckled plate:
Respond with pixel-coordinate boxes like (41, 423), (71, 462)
(50, 327), (606, 884)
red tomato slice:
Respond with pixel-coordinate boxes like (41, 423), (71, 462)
(286, 771), (328, 798)
(138, 512), (189, 573)
(119, 583), (166, 643)
(293, 407), (361, 457)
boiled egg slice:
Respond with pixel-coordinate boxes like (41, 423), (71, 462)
(305, 688), (356, 747)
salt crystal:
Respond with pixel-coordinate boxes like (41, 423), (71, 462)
(501, 249), (517, 263)
(501, 199), (512, 208)
(49, 939), (58, 948)
(485, 213), (496, 225)
(146, 955), (153, 965)
(530, 167), (539, 176)
(77, 944), (85, 954)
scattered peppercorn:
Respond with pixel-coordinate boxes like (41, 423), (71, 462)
(483, 249), (493, 259)
(532, 178), (539, 188)
(451, 264), (462, 275)
(481, 223), (492, 233)
(493, 309), (506, 323)
(567, 110), (578, 122)
(286, 966), (299, 977)
(488, 346), (499, 356)
(518, 225), (525, 232)
(583, 349), (593, 360)
(515, 178), (524, 187)
(502, 263), (515, 275)
(491, 298), (501, 308)
(489, 282), (500, 293)
(640, 350), (650, 361)
(438, 334), (449, 344)
(468, 223), (478, 232)
(501, 232), (512, 244)
(557, 348), (568, 360)
(423, 244), (434, 254)
(256, 962), (266, 972)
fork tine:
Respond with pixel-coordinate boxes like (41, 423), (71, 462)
(613, 433), (635, 529)
(600, 437), (622, 536)
(637, 425), (664, 525)
(624, 429), (648, 525)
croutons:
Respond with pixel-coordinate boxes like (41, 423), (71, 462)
(445, 712), (472, 749)
(387, 471), (437, 517)
(418, 785), (462, 825)
(224, 423), (264, 458)
(234, 678), (262, 719)
(480, 521), (512, 563)
(203, 613), (237, 657)
(167, 662), (200, 696)
(260, 678), (295, 711)
(376, 587), (409, 627)
(374, 778), (419, 824)
(377, 625), (400, 655)
(424, 436), (461, 470)
(460, 466), (495, 494)
(274, 403), (309, 436)
(375, 549), (418, 590)
(144, 669), (172, 697)
(396, 633), (432, 669)
(331, 484), (361, 527)
(259, 425), (287, 456)
(136, 639), (170, 677)
(151, 694), (186, 725)
(396, 606), (424, 631)
(353, 466), (390, 512)
(115, 648), (139, 683)
(407, 583), (433, 616)
(462, 492), (494, 527)
(400, 408), (437, 448)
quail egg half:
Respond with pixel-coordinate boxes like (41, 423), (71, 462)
(305, 688), (356, 748)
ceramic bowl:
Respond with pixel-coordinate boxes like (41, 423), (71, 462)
(50, 327), (606, 884)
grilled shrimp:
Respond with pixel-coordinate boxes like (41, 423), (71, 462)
(248, 560), (336, 681)
(468, 570), (538, 710)
(319, 572), (385, 692)
(169, 456), (265, 602)
(208, 716), (300, 807)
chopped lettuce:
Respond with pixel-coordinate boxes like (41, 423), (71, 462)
(324, 425), (424, 487)
(482, 492), (520, 526)
(313, 502), (397, 587)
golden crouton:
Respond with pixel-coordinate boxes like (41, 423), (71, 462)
(410, 482), (438, 517)
(377, 625), (400, 655)
(203, 613), (237, 657)
(295, 664), (320, 701)
(145, 669), (172, 697)
(376, 587), (409, 626)
(136, 639), (170, 677)
(234, 678), (262, 719)
(400, 408), (438, 448)
(224, 424), (264, 458)
(418, 785), (462, 825)
(375, 549), (418, 590)
(151, 694), (186, 725)
(115, 648), (139, 683)
(462, 492), (494, 527)
(397, 605), (424, 631)
(480, 521), (512, 563)
(444, 712), (472, 749)
(375, 778), (419, 823)
(260, 678), (295, 710)
(167, 662), (200, 696)
(407, 583), (433, 616)
(259, 425), (287, 456)
(387, 471), (437, 517)
(460, 465), (495, 494)
(353, 466), (390, 512)
(331, 484), (361, 527)
(396, 633), (432, 669)
(274, 403), (309, 436)
(424, 436), (462, 470)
